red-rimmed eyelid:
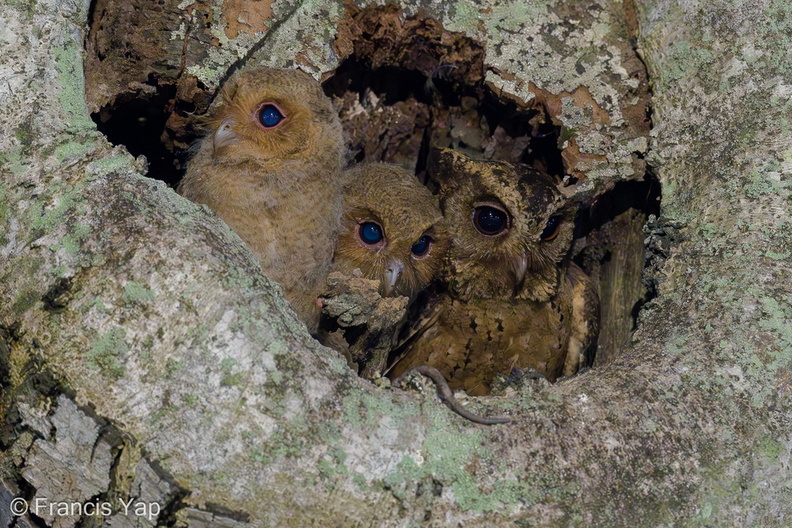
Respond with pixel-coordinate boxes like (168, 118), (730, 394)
(253, 101), (287, 130)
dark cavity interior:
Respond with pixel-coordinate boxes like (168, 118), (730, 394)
(85, 2), (659, 367)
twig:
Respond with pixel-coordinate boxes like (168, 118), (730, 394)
(394, 365), (512, 425)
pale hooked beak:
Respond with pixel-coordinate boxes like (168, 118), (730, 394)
(382, 259), (404, 297)
(212, 117), (238, 155)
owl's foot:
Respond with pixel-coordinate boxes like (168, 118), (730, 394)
(394, 365), (511, 425)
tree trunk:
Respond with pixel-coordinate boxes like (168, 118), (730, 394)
(1, 0), (790, 527)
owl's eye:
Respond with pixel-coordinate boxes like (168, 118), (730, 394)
(473, 206), (509, 236)
(358, 221), (384, 246)
(540, 215), (562, 241)
(411, 235), (433, 258)
(257, 103), (285, 128)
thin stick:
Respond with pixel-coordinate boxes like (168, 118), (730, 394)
(394, 365), (512, 425)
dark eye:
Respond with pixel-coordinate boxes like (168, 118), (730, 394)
(473, 206), (509, 236)
(257, 103), (284, 128)
(411, 235), (433, 258)
(540, 215), (562, 241)
(358, 221), (384, 245)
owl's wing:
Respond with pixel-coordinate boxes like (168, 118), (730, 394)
(562, 262), (601, 376)
(383, 292), (445, 376)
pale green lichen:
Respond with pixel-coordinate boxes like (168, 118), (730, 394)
(7, 0), (36, 19)
(123, 281), (156, 305)
(765, 250), (789, 260)
(12, 289), (39, 313)
(86, 296), (105, 313)
(30, 186), (80, 235)
(87, 328), (129, 378)
(53, 42), (96, 136)
(376, 396), (564, 513)
(1, 147), (30, 175)
(341, 388), (419, 430)
(72, 222), (91, 238)
(58, 235), (80, 254)
(181, 393), (199, 406)
(50, 264), (68, 277)
(422, 427), (512, 512)
(182, 3), (254, 85)
(14, 116), (35, 154)
(317, 448), (349, 480)
(87, 153), (135, 178)
(0, 183), (9, 225)
(220, 357), (244, 386)
(758, 297), (792, 353)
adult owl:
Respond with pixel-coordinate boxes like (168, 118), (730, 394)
(333, 163), (448, 302)
(178, 66), (345, 332)
(390, 148), (599, 395)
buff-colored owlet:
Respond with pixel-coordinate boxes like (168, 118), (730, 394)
(178, 66), (345, 332)
(319, 163), (448, 377)
(391, 148), (600, 395)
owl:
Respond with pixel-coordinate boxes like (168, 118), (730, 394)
(178, 66), (345, 332)
(318, 164), (448, 377)
(390, 148), (599, 395)
(333, 163), (449, 302)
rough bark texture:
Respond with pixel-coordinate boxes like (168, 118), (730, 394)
(0, 0), (790, 527)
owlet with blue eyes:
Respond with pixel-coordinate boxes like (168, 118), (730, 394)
(333, 164), (449, 302)
(178, 66), (345, 332)
(390, 148), (600, 395)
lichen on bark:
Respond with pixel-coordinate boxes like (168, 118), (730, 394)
(1, 0), (790, 527)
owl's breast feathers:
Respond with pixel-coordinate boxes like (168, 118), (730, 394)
(392, 262), (598, 394)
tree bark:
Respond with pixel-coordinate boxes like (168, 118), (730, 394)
(1, 0), (790, 527)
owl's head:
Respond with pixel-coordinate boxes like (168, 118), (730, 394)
(334, 164), (449, 301)
(206, 66), (343, 167)
(430, 148), (576, 302)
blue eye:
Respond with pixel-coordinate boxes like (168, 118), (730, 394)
(258, 104), (284, 128)
(359, 222), (384, 245)
(473, 206), (509, 236)
(411, 235), (432, 257)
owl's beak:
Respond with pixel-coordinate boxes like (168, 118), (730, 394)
(382, 259), (404, 297)
(213, 118), (238, 155)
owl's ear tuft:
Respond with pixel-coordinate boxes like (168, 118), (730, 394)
(428, 147), (467, 191)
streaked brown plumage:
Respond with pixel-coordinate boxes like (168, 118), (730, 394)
(333, 163), (448, 303)
(390, 148), (599, 395)
(178, 66), (345, 331)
